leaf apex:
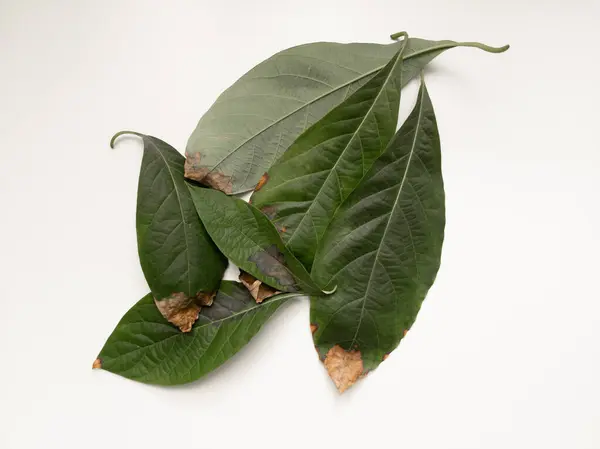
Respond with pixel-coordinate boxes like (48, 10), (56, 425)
(323, 345), (364, 394)
(154, 294), (202, 332)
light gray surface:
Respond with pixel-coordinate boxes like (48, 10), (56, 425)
(0, 1), (599, 448)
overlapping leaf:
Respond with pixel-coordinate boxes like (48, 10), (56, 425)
(94, 281), (297, 385)
(310, 79), (445, 392)
(188, 186), (325, 296)
(111, 132), (227, 331)
(250, 36), (408, 270)
(97, 33), (508, 391)
(185, 35), (508, 194)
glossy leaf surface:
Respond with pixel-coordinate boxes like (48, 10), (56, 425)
(185, 36), (508, 194)
(250, 39), (407, 270)
(188, 186), (324, 295)
(95, 281), (294, 385)
(310, 80), (445, 392)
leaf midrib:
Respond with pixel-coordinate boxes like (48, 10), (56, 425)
(244, 204), (299, 287)
(147, 138), (192, 296)
(348, 86), (425, 349)
(106, 293), (298, 369)
(285, 50), (404, 249)
(203, 41), (457, 181)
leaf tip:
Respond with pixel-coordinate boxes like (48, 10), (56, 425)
(196, 291), (216, 307)
(239, 271), (280, 303)
(323, 345), (364, 394)
(155, 293), (202, 333)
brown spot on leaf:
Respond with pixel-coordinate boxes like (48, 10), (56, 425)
(92, 358), (102, 369)
(383, 354), (389, 361)
(203, 171), (233, 194)
(255, 172), (269, 191)
(324, 345), (364, 393)
(310, 323), (318, 334)
(155, 292), (204, 332)
(249, 244), (296, 288)
(184, 152), (233, 194)
(260, 207), (287, 235)
(184, 153), (210, 182)
(404, 329), (409, 337)
(239, 271), (280, 303)
(260, 205), (277, 221)
(196, 291), (216, 307)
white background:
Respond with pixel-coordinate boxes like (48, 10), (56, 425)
(1, 1), (599, 448)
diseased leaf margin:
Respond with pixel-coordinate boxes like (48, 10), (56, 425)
(95, 288), (306, 376)
(187, 185), (330, 296)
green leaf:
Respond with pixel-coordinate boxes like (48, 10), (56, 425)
(310, 78), (445, 393)
(250, 36), (408, 271)
(185, 35), (508, 194)
(94, 281), (298, 385)
(188, 186), (325, 296)
(111, 132), (227, 332)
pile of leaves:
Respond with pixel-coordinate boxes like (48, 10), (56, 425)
(94, 32), (508, 393)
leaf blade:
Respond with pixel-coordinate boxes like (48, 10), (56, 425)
(131, 134), (227, 300)
(185, 36), (507, 194)
(251, 39), (408, 270)
(188, 186), (324, 295)
(95, 281), (294, 385)
(310, 78), (445, 391)
(112, 133), (227, 331)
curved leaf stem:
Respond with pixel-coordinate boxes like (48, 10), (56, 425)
(390, 31), (408, 41)
(455, 41), (510, 53)
(390, 31), (509, 54)
(321, 285), (337, 295)
(110, 130), (145, 149)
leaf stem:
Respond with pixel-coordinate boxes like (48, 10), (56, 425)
(390, 31), (408, 41)
(321, 285), (337, 295)
(455, 41), (510, 53)
(390, 31), (509, 54)
(110, 130), (145, 149)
